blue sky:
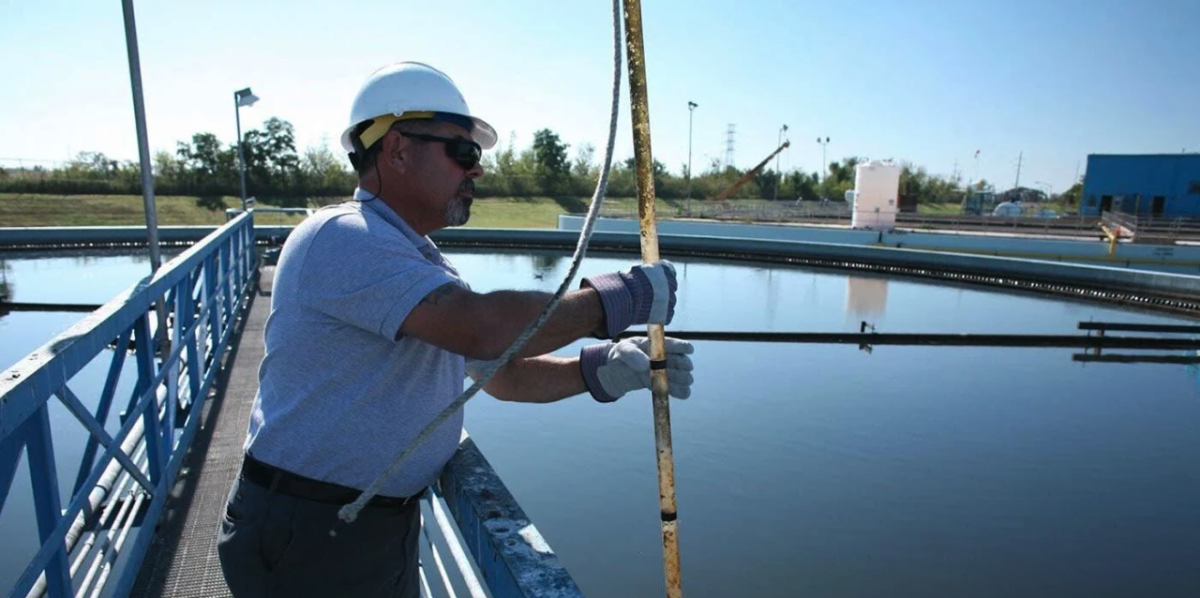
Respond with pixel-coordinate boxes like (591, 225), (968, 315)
(2, 0), (1197, 192)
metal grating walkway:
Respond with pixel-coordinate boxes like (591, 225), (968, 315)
(128, 267), (275, 597)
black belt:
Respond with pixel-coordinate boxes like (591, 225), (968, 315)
(240, 454), (419, 509)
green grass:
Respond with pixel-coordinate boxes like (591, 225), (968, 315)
(465, 196), (687, 228)
(0, 193), (692, 229)
(0, 193), (245, 227)
(464, 197), (570, 228)
(916, 202), (964, 215)
(6, 193), (1083, 228)
(915, 200), (1076, 217)
(0, 193), (314, 227)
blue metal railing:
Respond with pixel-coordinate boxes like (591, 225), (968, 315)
(0, 212), (256, 598)
(439, 434), (583, 598)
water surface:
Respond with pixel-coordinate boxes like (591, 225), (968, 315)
(2, 248), (1198, 597)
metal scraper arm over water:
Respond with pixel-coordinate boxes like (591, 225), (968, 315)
(615, 329), (1200, 349)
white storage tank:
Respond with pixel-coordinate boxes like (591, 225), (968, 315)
(850, 160), (902, 230)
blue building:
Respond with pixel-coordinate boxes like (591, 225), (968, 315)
(1081, 154), (1200, 217)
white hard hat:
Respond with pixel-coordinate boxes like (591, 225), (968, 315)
(339, 61), (497, 157)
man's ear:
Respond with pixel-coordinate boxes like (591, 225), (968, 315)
(380, 130), (412, 174)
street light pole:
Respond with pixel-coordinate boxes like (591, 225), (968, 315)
(816, 136), (830, 184)
(973, 150), (980, 190)
(686, 101), (697, 216)
(234, 87), (259, 212)
(773, 124), (788, 201)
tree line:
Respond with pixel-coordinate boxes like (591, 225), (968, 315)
(0, 118), (349, 205)
(0, 116), (983, 206)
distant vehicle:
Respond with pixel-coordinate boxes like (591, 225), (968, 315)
(992, 201), (1023, 217)
(1035, 209), (1059, 219)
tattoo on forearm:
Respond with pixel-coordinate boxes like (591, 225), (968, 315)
(421, 283), (456, 305)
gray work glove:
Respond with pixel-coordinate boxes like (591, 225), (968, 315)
(580, 336), (695, 403)
(581, 260), (678, 338)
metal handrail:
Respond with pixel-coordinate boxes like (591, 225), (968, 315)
(438, 434), (584, 598)
(0, 212), (256, 598)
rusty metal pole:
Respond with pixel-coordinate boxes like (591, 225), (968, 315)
(621, 1), (683, 597)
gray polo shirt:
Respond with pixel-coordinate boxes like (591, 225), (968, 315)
(244, 189), (466, 498)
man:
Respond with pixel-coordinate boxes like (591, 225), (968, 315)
(217, 62), (695, 598)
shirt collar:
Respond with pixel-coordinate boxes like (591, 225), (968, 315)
(353, 187), (442, 261)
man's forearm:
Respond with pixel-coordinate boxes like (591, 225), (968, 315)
(482, 355), (588, 403)
(477, 288), (602, 358)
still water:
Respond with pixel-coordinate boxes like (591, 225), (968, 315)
(2, 248), (1199, 597)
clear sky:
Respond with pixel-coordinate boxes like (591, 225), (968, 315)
(2, 0), (1197, 193)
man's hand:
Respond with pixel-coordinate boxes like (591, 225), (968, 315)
(580, 336), (694, 403)
(581, 261), (677, 339)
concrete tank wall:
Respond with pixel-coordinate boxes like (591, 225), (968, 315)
(557, 216), (1200, 275)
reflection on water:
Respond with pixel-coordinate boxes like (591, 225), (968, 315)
(2, 249), (1199, 598)
(530, 253), (564, 280)
(845, 275), (889, 321)
(1, 260), (11, 301)
(0, 249), (183, 307)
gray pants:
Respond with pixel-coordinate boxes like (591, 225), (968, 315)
(217, 475), (421, 598)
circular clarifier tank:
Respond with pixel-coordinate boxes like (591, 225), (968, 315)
(450, 248), (1200, 598)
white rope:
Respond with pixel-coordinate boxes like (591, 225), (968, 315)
(337, 0), (625, 526)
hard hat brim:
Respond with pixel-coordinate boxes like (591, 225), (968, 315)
(469, 117), (497, 150)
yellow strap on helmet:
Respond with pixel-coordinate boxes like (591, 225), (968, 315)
(356, 111), (438, 152)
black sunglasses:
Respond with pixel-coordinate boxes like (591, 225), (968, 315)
(400, 132), (482, 171)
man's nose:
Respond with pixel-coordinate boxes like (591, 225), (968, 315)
(467, 160), (484, 178)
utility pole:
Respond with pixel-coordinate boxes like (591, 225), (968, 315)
(686, 101), (697, 215)
(724, 124), (736, 169)
(773, 124), (788, 201)
(816, 136), (830, 184)
(973, 149), (980, 190)
(1014, 151), (1023, 189)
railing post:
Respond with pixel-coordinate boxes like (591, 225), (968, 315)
(221, 242), (233, 332)
(241, 220), (254, 296)
(133, 315), (164, 485)
(231, 233), (243, 301)
(180, 274), (201, 411)
(123, 315), (151, 424)
(205, 253), (222, 361)
(27, 405), (72, 598)
(0, 434), (23, 514)
(164, 280), (182, 442)
(248, 224), (255, 289)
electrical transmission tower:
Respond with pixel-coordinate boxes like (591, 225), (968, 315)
(724, 124), (736, 168)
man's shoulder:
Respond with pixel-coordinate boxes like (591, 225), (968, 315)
(291, 201), (427, 265)
(307, 200), (363, 225)
(302, 201), (396, 240)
